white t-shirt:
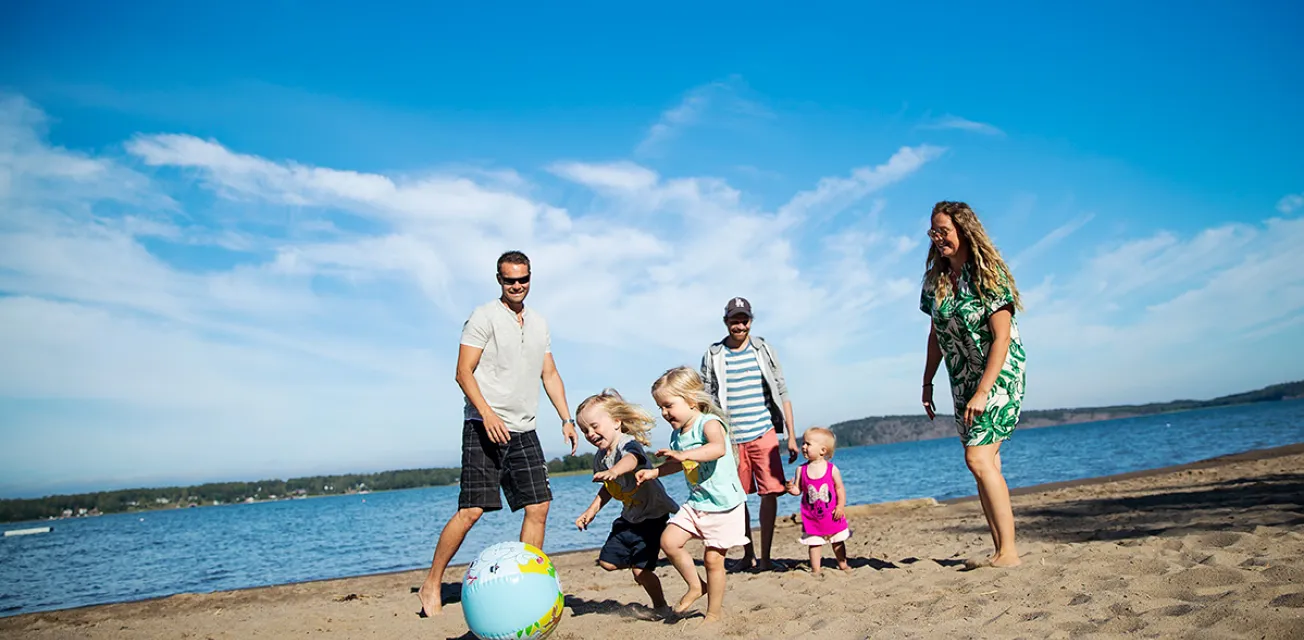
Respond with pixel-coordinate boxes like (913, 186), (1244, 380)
(460, 300), (551, 433)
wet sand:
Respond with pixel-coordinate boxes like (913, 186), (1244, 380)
(4, 444), (1304, 639)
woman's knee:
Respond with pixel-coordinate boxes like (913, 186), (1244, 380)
(964, 448), (999, 478)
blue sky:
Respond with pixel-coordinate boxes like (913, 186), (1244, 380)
(1, 1), (1302, 497)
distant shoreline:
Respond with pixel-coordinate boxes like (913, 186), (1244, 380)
(4, 388), (1300, 523)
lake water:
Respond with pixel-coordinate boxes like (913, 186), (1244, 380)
(3, 399), (1303, 617)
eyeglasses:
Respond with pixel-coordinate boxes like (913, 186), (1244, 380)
(497, 273), (531, 285)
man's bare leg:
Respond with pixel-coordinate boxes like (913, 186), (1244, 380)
(417, 507), (483, 616)
(520, 501), (549, 549)
(758, 494), (777, 570)
(735, 501), (757, 571)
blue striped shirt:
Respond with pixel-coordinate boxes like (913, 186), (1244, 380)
(723, 343), (775, 444)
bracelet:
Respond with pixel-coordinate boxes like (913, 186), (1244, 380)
(563, 418), (575, 426)
(923, 383), (934, 387)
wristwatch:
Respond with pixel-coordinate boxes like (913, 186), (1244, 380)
(563, 419), (576, 426)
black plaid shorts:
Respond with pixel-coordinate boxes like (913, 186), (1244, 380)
(458, 420), (553, 512)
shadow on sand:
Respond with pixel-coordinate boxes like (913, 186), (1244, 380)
(940, 472), (1304, 544)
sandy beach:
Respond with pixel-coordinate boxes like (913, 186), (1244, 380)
(4, 444), (1303, 639)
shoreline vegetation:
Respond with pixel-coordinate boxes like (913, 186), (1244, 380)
(3, 380), (1300, 525)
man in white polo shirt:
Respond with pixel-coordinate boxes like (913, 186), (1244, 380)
(701, 296), (798, 571)
(417, 251), (579, 617)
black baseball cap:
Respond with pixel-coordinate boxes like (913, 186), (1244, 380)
(724, 296), (753, 319)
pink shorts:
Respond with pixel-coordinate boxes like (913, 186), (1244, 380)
(734, 428), (788, 496)
(667, 504), (751, 550)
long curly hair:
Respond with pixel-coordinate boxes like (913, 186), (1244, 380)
(924, 201), (1023, 311)
(576, 388), (657, 446)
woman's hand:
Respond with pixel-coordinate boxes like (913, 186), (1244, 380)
(922, 384), (936, 420)
(963, 388), (990, 427)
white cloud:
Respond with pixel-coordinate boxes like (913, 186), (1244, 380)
(635, 76), (771, 156)
(918, 114), (1005, 136)
(778, 145), (947, 221)
(1011, 212), (1095, 268)
(1278, 193), (1303, 214)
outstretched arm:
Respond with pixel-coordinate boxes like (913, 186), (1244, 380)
(576, 486), (612, 530)
(594, 452), (640, 482)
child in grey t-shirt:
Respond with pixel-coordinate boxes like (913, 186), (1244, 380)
(575, 389), (678, 613)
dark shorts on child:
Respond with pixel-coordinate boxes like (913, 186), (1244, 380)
(599, 515), (669, 570)
(457, 420), (553, 513)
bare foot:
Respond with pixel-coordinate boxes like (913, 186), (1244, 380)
(703, 611), (725, 623)
(416, 586), (442, 617)
(960, 556), (992, 571)
(838, 562), (852, 572)
(990, 553), (1022, 568)
(727, 556), (756, 572)
(653, 605), (674, 619)
(755, 558), (774, 571)
(673, 581), (708, 613)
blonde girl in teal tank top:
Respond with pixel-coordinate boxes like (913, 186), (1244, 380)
(636, 366), (749, 622)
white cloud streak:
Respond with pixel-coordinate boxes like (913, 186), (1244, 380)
(918, 114), (1005, 136)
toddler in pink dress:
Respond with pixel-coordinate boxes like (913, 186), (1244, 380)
(785, 427), (851, 575)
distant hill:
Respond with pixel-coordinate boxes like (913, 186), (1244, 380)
(830, 380), (1304, 448)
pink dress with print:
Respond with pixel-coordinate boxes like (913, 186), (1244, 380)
(799, 462), (849, 538)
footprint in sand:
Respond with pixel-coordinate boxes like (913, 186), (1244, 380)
(1270, 593), (1304, 608)
(1197, 531), (1250, 549)
(1153, 603), (1199, 617)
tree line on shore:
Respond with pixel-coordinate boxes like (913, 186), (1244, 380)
(0, 453), (596, 524)
(829, 379), (1304, 447)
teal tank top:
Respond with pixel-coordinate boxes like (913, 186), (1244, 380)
(669, 412), (745, 512)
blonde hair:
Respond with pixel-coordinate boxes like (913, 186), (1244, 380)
(650, 367), (730, 432)
(803, 426), (837, 458)
(575, 388), (656, 446)
(924, 201), (1023, 312)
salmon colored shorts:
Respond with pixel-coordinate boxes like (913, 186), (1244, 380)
(734, 428), (788, 496)
(667, 504), (751, 550)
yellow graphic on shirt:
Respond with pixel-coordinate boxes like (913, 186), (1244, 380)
(603, 479), (641, 506)
(682, 460), (700, 487)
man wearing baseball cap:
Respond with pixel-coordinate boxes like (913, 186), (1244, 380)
(700, 296), (798, 571)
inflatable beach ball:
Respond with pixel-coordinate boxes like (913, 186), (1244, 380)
(462, 541), (564, 640)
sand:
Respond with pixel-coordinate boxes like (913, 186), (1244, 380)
(4, 444), (1304, 639)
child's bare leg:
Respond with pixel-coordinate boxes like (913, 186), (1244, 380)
(661, 525), (706, 613)
(632, 566), (667, 609)
(833, 541), (850, 571)
(808, 544), (823, 575)
(703, 546), (727, 622)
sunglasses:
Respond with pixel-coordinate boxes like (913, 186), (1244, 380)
(927, 228), (953, 241)
(497, 273), (531, 285)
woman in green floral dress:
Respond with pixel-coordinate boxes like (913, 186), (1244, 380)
(920, 201), (1026, 569)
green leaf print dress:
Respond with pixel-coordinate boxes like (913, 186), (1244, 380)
(920, 264), (1027, 447)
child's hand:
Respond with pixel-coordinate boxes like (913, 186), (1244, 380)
(575, 509), (596, 531)
(634, 468), (658, 485)
(833, 506), (846, 522)
(593, 470), (617, 483)
(655, 448), (685, 462)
